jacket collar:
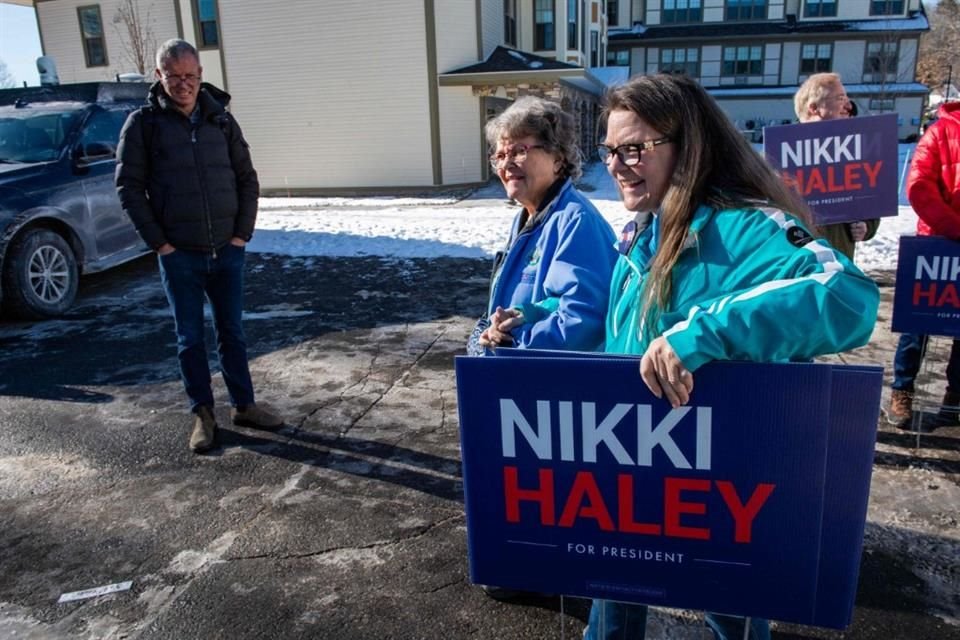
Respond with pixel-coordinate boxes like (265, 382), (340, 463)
(147, 81), (231, 121)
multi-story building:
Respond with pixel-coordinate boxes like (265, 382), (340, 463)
(18, 0), (931, 190)
(22, 0), (611, 191)
(606, 0), (930, 140)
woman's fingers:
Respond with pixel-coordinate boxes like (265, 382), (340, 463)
(497, 308), (524, 332)
(641, 337), (693, 408)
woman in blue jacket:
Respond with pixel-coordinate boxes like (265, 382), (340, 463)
(585, 74), (879, 639)
(471, 96), (617, 353)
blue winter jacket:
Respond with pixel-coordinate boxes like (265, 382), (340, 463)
(488, 179), (618, 352)
(605, 203), (880, 368)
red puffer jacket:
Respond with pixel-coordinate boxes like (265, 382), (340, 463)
(906, 101), (960, 239)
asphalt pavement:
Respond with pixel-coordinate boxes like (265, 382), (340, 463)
(0, 255), (957, 640)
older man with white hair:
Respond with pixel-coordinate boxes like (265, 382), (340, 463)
(793, 72), (880, 260)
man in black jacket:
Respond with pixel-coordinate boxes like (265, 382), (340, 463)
(116, 39), (281, 453)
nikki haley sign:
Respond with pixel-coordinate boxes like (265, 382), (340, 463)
(892, 236), (960, 338)
(455, 352), (882, 629)
(763, 114), (899, 225)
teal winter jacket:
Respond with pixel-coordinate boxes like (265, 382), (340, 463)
(605, 204), (879, 369)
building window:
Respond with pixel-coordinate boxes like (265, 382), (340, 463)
(800, 43), (832, 73)
(803, 0), (837, 17)
(590, 30), (599, 66)
(662, 0), (702, 24)
(606, 49), (630, 65)
(505, 0), (517, 46)
(870, 0), (904, 15)
(869, 97), (896, 111)
(77, 6), (107, 67)
(660, 47), (699, 76)
(863, 40), (898, 82)
(608, 0), (619, 26)
(568, 0), (578, 48)
(726, 0), (767, 21)
(535, 0), (556, 50)
(722, 45), (763, 77)
(193, 0), (219, 48)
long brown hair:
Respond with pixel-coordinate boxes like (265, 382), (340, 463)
(601, 73), (813, 336)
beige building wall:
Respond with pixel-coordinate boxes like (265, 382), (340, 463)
(217, 0), (434, 190)
(480, 0), (503, 58)
(435, 0), (479, 70)
(36, 0), (177, 83)
(438, 86), (484, 184)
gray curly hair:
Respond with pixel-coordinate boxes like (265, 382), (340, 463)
(484, 96), (582, 180)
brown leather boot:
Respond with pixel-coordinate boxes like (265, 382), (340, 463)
(190, 406), (218, 453)
(231, 404), (283, 430)
(888, 389), (913, 426)
(938, 390), (960, 426)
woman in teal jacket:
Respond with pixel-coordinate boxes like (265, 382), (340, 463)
(585, 74), (879, 639)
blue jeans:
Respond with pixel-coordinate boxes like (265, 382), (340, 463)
(892, 333), (960, 393)
(585, 600), (771, 640)
(158, 244), (254, 412)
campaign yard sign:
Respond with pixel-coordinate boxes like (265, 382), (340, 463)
(892, 236), (960, 338)
(455, 353), (882, 629)
(763, 114), (899, 225)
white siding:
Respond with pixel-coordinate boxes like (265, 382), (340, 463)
(769, 0), (785, 20)
(720, 97), (796, 129)
(833, 40), (865, 83)
(700, 45), (722, 87)
(439, 86), (483, 185)
(898, 38), (918, 82)
(480, 0), (502, 58)
(435, 0), (479, 71)
(629, 47), (644, 77)
(781, 41), (801, 86)
(37, 0), (178, 83)
(218, 0), (434, 190)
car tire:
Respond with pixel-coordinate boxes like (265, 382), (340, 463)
(2, 228), (79, 319)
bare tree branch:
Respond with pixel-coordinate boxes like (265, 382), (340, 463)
(112, 0), (156, 75)
(0, 59), (16, 89)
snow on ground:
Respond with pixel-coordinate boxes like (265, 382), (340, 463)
(249, 159), (915, 272)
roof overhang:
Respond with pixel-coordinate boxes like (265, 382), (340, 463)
(0, 0), (34, 6)
(438, 68), (606, 96)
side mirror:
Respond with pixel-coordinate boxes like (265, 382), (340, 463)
(82, 141), (116, 160)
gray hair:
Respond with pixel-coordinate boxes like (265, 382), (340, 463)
(484, 96), (582, 180)
(794, 72), (843, 121)
(156, 39), (199, 68)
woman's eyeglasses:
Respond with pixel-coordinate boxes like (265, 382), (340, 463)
(489, 143), (545, 170)
(597, 138), (672, 166)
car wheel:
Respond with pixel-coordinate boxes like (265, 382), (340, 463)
(2, 228), (79, 319)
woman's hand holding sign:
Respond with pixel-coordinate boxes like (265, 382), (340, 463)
(640, 337), (693, 408)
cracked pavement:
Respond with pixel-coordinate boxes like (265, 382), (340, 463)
(0, 257), (957, 639)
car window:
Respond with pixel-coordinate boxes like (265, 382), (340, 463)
(78, 107), (132, 159)
(0, 109), (83, 164)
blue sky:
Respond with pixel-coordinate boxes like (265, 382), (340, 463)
(0, 4), (42, 86)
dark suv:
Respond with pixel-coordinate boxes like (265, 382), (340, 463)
(0, 82), (149, 319)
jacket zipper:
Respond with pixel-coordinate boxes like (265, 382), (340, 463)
(191, 125), (217, 259)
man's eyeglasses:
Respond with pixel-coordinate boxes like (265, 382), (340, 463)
(489, 143), (545, 170)
(597, 138), (672, 166)
(161, 73), (201, 86)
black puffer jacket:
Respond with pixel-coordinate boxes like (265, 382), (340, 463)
(115, 82), (259, 252)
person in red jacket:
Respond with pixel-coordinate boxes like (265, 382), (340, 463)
(888, 100), (960, 428)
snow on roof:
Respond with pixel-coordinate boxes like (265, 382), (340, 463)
(841, 15), (929, 30)
(708, 82), (929, 98)
(588, 66), (630, 87)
